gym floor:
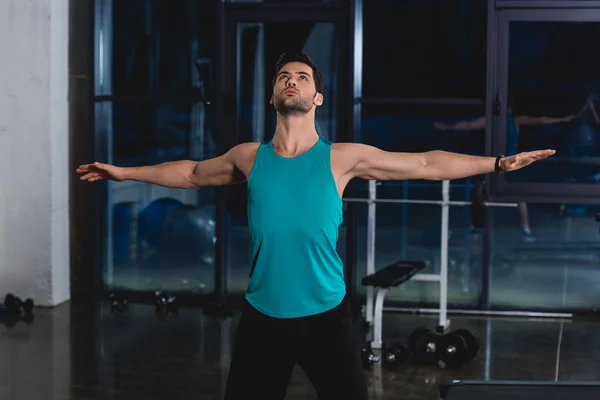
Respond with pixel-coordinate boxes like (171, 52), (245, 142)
(2, 300), (600, 400)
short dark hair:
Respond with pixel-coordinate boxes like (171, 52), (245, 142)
(272, 52), (324, 94)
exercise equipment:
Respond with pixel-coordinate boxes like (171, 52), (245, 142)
(440, 380), (600, 399)
(1, 294), (34, 316)
(453, 328), (480, 362)
(137, 198), (183, 247)
(436, 330), (473, 368)
(361, 261), (425, 352)
(412, 329), (443, 365)
(0, 294), (34, 329)
(0, 313), (33, 329)
(382, 343), (410, 368)
(109, 293), (128, 314)
(161, 204), (216, 264)
(344, 179), (515, 368)
(361, 345), (380, 368)
(155, 291), (179, 317)
(405, 327), (480, 368)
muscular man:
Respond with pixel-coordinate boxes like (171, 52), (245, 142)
(77, 52), (554, 400)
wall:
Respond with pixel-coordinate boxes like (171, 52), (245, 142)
(0, 0), (70, 306)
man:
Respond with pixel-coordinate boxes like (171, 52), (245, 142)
(77, 52), (554, 399)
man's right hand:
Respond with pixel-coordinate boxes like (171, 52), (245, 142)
(76, 162), (126, 182)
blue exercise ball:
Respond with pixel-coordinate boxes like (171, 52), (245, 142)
(137, 198), (183, 247)
(161, 204), (216, 264)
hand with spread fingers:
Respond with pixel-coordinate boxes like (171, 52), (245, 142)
(76, 162), (126, 182)
(498, 149), (556, 172)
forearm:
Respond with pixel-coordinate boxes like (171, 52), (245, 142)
(423, 150), (496, 180)
(123, 160), (198, 188)
(447, 121), (471, 130)
(516, 115), (573, 126)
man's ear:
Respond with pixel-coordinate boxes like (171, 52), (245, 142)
(314, 92), (323, 106)
(269, 93), (274, 105)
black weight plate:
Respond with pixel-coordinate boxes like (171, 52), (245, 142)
(4, 294), (18, 311)
(361, 347), (376, 369)
(22, 299), (34, 314)
(438, 332), (469, 368)
(414, 331), (442, 365)
(408, 327), (431, 355)
(382, 343), (409, 368)
(453, 328), (480, 361)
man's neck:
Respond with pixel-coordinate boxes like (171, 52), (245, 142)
(271, 114), (319, 155)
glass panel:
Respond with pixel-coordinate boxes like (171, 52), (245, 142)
(236, 22), (338, 143)
(99, 99), (217, 293)
(227, 21), (339, 295)
(112, 0), (216, 97)
(360, 102), (486, 155)
(362, 0), (487, 99)
(489, 202), (600, 311)
(351, 184), (481, 308)
(505, 21), (600, 184)
(356, 103), (487, 307)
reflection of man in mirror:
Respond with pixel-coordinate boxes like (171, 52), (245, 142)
(433, 96), (589, 241)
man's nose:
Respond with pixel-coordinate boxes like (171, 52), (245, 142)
(286, 79), (297, 87)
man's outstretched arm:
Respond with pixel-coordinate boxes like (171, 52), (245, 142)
(76, 143), (253, 188)
(339, 143), (555, 181)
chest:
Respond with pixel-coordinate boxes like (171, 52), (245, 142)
(247, 159), (342, 232)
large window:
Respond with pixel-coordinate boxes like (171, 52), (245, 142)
(494, 10), (600, 202)
(489, 201), (600, 311)
(95, 0), (217, 292)
(357, 0), (488, 308)
(363, 0), (487, 99)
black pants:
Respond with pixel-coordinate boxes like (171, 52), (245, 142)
(224, 295), (369, 400)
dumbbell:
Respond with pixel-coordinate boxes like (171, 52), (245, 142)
(1, 294), (34, 316)
(437, 328), (480, 368)
(0, 312), (34, 329)
(109, 293), (128, 314)
(155, 291), (178, 317)
(360, 344), (380, 369)
(408, 327), (480, 368)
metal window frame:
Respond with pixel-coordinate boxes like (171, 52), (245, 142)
(489, 7), (600, 205)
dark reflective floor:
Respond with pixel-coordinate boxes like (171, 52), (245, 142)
(1, 300), (600, 400)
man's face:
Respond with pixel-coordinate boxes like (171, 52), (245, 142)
(270, 62), (323, 116)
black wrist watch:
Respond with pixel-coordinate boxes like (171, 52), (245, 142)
(494, 155), (505, 173)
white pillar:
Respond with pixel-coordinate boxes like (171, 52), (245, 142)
(0, 0), (70, 306)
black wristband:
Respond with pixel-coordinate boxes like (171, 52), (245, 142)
(494, 155), (505, 173)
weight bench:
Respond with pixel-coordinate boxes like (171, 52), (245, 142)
(362, 260), (426, 349)
(351, 180), (517, 352)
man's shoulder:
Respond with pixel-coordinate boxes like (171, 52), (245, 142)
(331, 142), (370, 154)
(234, 141), (262, 151)
(226, 142), (262, 164)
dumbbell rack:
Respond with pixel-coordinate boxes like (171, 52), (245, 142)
(347, 179), (517, 351)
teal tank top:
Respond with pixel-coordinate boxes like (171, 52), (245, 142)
(245, 137), (345, 318)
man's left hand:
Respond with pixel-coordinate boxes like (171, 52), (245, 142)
(500, 149), (556, 172)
